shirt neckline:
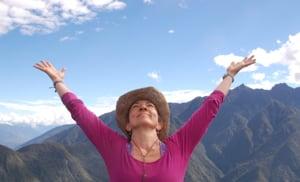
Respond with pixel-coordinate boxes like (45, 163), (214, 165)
(126, 141), (168, 165)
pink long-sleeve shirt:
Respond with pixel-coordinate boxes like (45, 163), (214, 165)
(61, 90), (224, 182)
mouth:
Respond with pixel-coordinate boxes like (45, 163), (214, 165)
(138, 112), (150, 117)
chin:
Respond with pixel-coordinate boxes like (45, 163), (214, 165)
(135, 121), (156, 129)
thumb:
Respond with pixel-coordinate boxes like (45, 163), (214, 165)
(59, 68), (66, 79)
(61, 67), (66, 73)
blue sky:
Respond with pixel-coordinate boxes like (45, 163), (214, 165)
(0, 0), (300, 126)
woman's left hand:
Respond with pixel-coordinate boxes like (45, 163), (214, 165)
(227, 55), (256, 76)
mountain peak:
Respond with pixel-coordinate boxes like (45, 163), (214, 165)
(233, 84), (252, 92)
(233, 84), (252, 93)
(271, 83), (291, 91)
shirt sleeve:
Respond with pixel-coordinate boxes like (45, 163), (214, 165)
(168, 90), (225, 158)
(61, 92), (126, 158)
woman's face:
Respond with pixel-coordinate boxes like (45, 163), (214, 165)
(127, 100), (161, 131)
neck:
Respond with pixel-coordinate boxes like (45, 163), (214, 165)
(131, 128), (160, 150)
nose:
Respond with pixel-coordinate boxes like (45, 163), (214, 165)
(139, 104), (148, 111)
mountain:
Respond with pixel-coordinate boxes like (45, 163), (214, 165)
(221, 101), (300, 182)
(0, 143), (93, 182)
(17, 124), (73, 150)
(19, 142), (93, 182)
(0, 145), (37, 182)
(0, 123), (56, 149)
(1, 83), (300, 181)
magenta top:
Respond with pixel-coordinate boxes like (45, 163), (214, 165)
(61, 90), (225, 182)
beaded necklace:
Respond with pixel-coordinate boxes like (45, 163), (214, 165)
(131, 138), (159, 181)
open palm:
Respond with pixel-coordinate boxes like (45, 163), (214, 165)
(227, 55), (256, 76)
(34, 61), (65, 81)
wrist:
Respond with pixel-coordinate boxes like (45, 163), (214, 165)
(53, 80), (63, 87)
(53, 79), (63, 83)
(222, 73), (235, 83)
(51, 80), (64, 92)
(50, 75), (62, 82)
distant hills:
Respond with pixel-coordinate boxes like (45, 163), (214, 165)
(17, 124), (73, 150)
(1, 83), (300, 181)
(0, 123), (56, 149)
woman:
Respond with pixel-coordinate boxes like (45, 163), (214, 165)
(34, 56), (256, 181)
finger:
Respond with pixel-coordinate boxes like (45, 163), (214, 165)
(33, 64), (44, 71)
(41, 60), (48, 67)
(243, 55), (255, 62)
(45, 61), (52, 67)
(249, 55), (255, 60)
(249, 58), (256, 64)
(245, 57), (256, 64)
(34, 62), (42, 67)
(34, 63), (44, 69)
(246, 55), (255, 63)
(61, 68), (66, 73)
(244, 59), (256, 67)
(47, 61), (55, 68)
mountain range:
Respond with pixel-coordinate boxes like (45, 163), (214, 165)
(1, 83), (300, 181)
(0, 123), (56, 149)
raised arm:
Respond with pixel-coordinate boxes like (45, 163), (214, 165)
(168, 55), (256, 158)
(33, 60), (125, 157)
(216, 55), (256, 96)
(33, 60), (70, 97)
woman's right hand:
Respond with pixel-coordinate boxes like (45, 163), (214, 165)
(34, 60), (65, 82)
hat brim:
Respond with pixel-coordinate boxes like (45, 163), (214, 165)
(116, 87), (170, 140)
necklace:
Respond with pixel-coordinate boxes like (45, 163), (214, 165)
(131, 138), (160, 181)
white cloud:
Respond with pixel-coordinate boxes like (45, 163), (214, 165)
(276, 40), (281, 44)
(168, 29), (175, 34)
(0, 98), (71, 126)
(252, 72), (265, 81)
(147, 71), (161, 82)
(214, 32), (300, 87)
(163, 89), (209, 103)
(0, 0), (126, 35)
(0, 89), (212, 126)
(95, 27), (104, 32)
(251, 33), (300, 84)
(85, 0), (114, 7)
(246, 80), (280, 90)
(247, 71), (287, 90)
(295, 73), (300, 82)
(144, 0), (154, 5)
(59, 30), (84, 41)
(60, 36), (75, 42)
(90, 96), (118, 115)
(178, 0), (188, 9)
(75, 30), (84, 34)
(0, 95), (117, 126)
(272, 70), (286, 79)
(214, 53), (258, 72)
(106, 1), (126, 10)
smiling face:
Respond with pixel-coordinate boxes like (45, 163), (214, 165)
(126, 100), (162, 132)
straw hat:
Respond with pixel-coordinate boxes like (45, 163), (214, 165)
(116, 87), (170, 141)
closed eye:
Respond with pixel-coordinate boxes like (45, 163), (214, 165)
(131, 104), (139, 109)
(147, 103), (155, 107)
